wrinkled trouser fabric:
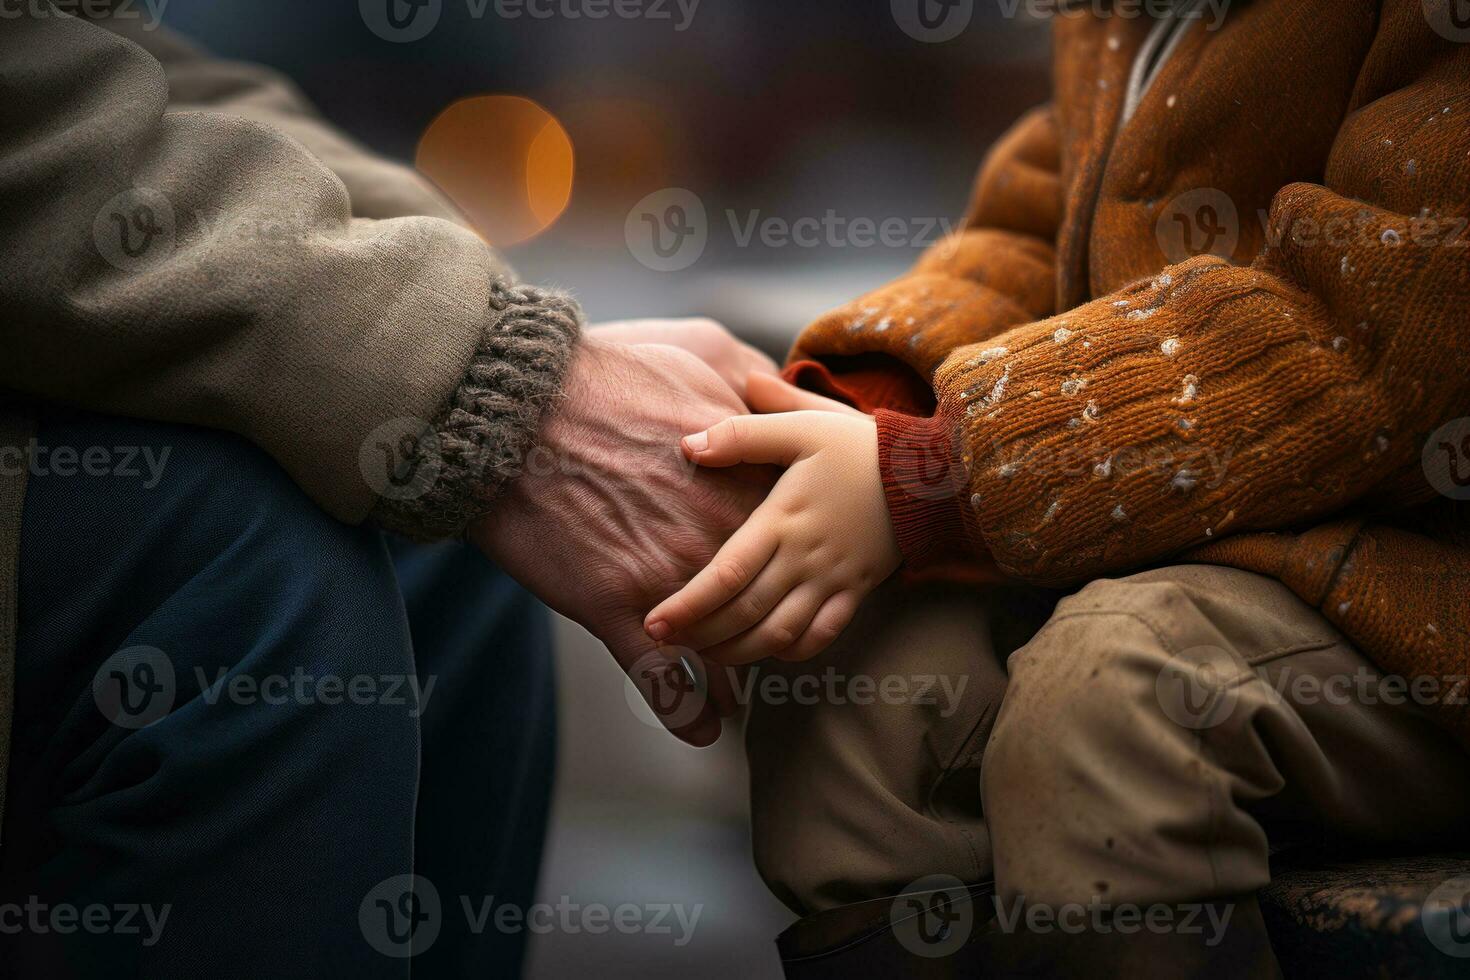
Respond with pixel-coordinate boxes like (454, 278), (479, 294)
(0, 410), (555, 979)
(749, 565), (1470, 972)
(746, 579), (1034, 913)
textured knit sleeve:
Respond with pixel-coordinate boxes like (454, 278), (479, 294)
(0, 8), (580, 541)
(890, 26), (1470, 585)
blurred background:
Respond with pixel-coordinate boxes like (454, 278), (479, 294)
(154, 2), (1052, 975)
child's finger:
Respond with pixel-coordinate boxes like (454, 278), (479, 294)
(701, 582), (830, 666)
(644, 524), (777, 641)
(665, 553), (801, 651)
(773, 590), (861, 663)
(682, 413), (819, 468)
(745, 372), (866, 418)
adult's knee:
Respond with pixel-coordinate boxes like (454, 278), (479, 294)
(7, 412), (425, 899)
(23, 410), (397, 618)
(19, 411), (413, 745)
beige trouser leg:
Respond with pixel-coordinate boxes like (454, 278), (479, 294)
(750, 562), (1470, 964)
(984, 563), (1470, 920)
(745, 579), (1027, 915)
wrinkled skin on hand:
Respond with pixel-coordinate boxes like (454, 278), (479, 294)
(470, 337), (773, 745)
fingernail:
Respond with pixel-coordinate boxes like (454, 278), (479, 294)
(683, 431), (709, 453)
(646, 620), (672, 641)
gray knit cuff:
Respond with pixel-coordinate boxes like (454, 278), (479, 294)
(370, 280), (583, 541)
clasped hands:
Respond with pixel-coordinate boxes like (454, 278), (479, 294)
(471, 318), (900, 746)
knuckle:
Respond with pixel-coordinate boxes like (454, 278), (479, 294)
(809, 618), (845, 646)
(778, 494), (811, 519)
(715, 559), (750, 593)
(736, 591), (768, 622)
(668, 594), (701, 626)
(720, 416), (746, 452)
(810, 604), (854, 643)
(760, 623), (797, 651)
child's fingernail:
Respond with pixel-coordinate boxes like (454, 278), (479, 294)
(646, 620), (672, 641)
(683, 431), (709, 454)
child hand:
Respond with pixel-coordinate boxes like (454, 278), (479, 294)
(643, 390), (902, 665)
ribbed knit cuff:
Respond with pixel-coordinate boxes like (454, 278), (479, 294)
(370, 280), (583, 541)
(876, 408), (984, 568)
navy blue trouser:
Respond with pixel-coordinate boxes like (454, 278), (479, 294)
(0, 410), (556, 978)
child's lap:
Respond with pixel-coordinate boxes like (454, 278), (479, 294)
(744, 579), (1049, 914)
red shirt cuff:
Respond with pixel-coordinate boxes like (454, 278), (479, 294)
(782, 359), (935, 416)
(876, 408), (986, 569)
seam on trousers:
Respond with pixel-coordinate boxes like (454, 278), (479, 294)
(927, 699), (999, 883)
(1042, 607), (1339, 670)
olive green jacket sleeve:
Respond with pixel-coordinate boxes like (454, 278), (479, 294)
(0, 7), (582, 540)
(91, 15), (469, 227)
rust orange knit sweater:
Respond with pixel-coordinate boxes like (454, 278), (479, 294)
(786, 1), (1470, 743)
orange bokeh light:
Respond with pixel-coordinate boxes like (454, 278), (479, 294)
(416, 95), (574, 247)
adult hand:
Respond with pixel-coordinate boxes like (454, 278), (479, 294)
(742, 371), (869, 417)
(588, 318), (777, 402)
(469, 336), (774, 746)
